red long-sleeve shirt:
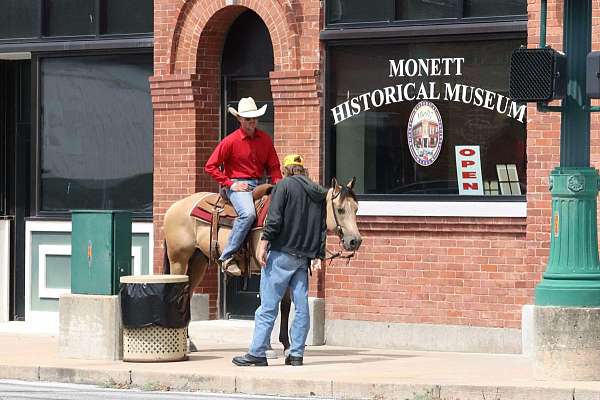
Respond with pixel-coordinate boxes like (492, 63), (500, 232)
(204, 128), (282, 188)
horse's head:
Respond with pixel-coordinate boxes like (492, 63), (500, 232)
(326, 177), (362, 252)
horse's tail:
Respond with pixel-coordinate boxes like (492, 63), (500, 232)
(163, 240), (170, 274)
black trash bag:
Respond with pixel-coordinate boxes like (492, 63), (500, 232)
(120, 282), (190, 329)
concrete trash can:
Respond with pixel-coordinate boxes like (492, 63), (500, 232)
(120, 275), (190, 362)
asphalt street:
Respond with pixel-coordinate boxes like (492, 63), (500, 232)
(0, 380), (328, 400)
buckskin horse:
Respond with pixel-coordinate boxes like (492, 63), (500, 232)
(162, 177), (362, 353)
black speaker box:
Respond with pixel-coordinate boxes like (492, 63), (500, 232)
(509, 48), (567, 102)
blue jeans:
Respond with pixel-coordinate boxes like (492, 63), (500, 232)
(219, 179), (258, 262)
(249, 250), (310, 358)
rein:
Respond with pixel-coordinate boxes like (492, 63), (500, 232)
(324, 249), (355, 266)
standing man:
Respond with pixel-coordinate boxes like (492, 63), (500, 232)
(232, 155), (327, 367)
(205, 97), (282, 276)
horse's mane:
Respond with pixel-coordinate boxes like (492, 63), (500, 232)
(339, 185), (358, 203)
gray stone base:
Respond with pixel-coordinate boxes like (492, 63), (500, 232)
(521, 304), (535, 357)
(271, 297), (325, 346)
(59, 294), (122, 360)
(190, 293), (209, 321)
(534, 306), (600, 381)
(326, 319), (522, 353)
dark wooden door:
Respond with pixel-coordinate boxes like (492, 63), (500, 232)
(219, 10), (274, 319)
(0, 60), (31, 320)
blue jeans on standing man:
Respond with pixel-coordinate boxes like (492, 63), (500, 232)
(248, 250), (310, 358)
(219, 179), (258, 262)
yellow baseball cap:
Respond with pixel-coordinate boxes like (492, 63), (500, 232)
(283, 154), (304, 167)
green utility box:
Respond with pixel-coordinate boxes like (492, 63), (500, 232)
(71, 211), (132, 295)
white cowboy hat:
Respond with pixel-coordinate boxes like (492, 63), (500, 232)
(228, 97), (267, 118)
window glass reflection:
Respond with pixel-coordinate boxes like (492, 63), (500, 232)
(40, 54), (153, 211)
(0, 1), (39, 39)
(328, 39), (526, 196)
(101, 0), (152, 34)
(46, 0), (95, 36)
(327, 0), (394, 23)
(464, 0), (526, 17)
(396, 0), (458, 21)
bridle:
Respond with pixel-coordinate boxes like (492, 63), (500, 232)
(330, 189), (345, 240)
(324, 188), (355, 265)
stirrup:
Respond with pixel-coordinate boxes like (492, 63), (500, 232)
(221, 257), (241, 277)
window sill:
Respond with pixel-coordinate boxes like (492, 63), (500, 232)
(321, 20), (527, 40)
(357, 200), (526, 218)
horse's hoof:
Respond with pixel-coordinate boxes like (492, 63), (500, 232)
(265, 349), (278, 359)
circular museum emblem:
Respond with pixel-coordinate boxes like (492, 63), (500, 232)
(407, 101), (444, 167)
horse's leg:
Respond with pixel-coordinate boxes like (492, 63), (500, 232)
(279, 288), (291, 354)
(188, 249), (208, 293)
(167, 248), (194, 276)
(186, 250), (209, 353)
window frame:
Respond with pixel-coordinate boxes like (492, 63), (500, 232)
(0, 67), (8, 216)
(30, 48), (154, 221)
(324, 0), (527, 29)
(323, 23), (527, 205)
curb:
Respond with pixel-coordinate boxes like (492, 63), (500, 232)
(1, 365), (599, 400)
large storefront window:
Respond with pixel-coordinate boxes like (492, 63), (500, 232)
(328, 38), (526, 197)
(40, 53), (153, 212)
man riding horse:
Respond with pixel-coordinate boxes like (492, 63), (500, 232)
(204, 97), (282, 276)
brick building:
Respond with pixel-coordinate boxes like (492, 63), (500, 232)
(149, 0), (593, 353)
(1, 0), (598, 354)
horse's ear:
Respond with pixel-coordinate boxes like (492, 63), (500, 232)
(347, 177), (356, 190)
(330, 177), (341, 196)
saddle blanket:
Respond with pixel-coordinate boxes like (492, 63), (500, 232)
(190, 195), (271, 229)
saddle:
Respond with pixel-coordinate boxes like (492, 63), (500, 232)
(190, 183), (273, 274)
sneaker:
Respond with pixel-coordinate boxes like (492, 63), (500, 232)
(285, 355), (303, 366)
(221, 257), (241, 277)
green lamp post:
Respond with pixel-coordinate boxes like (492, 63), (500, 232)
(534, 0), (600, 306)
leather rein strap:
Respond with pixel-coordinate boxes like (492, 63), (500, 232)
(208, 194), (224, 268)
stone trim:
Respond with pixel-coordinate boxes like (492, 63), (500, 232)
(325, 319), (522, 354)
(357, 216), (527, 235)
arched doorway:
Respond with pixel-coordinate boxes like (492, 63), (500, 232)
(220, 10), (274, 319)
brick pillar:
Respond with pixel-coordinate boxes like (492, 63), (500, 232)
(151, 73), (220, 317)
(270, 69), (324, 297)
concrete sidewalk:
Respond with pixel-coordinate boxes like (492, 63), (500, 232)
(1, 321), (600, 400)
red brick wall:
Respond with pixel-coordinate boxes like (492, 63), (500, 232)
(325, 218), (528, 329)
(152, 0), (600, 328)
(152, 0), (322, 318)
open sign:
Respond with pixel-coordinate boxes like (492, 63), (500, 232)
(455, 146), (483, 195)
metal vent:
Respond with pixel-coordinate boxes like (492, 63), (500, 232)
(123, 326), (188, 362)
(509, 48), (567, 102)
